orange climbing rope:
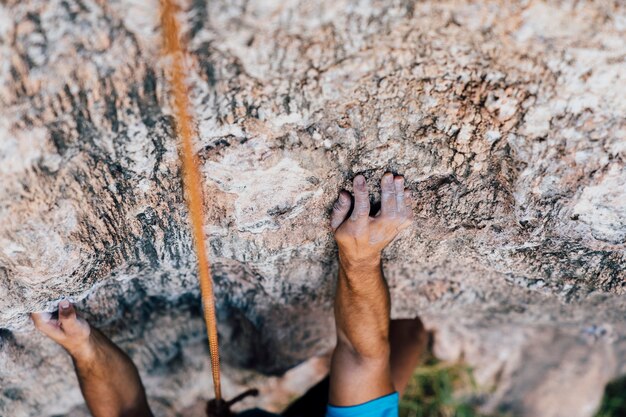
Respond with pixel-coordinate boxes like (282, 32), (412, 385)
(160, 0), (222, 402)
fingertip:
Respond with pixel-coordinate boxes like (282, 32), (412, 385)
(381, 172), (394, 187)
(333, 191), (351, 211)
(58, 301), (76, 320)
(353, 175), (367, 191)
(394, 176), (404, 190)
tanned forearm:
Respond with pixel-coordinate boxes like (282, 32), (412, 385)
(330, 262), (394, 405)
(335, 262), (390, 359)
(73, 329), (153, 417)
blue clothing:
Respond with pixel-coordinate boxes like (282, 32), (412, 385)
(326, 392), (399, 417)
(239, 392), (399, 417)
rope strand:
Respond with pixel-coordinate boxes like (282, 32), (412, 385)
(160, 0), (222, 401)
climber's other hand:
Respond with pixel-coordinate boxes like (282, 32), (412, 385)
(31, 301), (94, 360)
(330, 172), (413, 270)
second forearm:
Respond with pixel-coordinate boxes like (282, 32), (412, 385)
(72, 329), (152, 417)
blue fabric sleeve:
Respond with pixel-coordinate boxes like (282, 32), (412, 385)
(326, 392), (399, 417)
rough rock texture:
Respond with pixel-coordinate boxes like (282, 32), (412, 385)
(1, 0), (625, 416)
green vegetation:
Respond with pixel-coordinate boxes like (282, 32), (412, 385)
(400, 358), (626, 417)
(400, 358), (489, 417)
(594, 375), (626, 417)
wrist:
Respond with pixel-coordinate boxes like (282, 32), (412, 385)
(338, 251), (382, 275)
(68, 331), (100, 365)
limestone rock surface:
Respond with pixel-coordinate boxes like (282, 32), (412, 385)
(0, 1), (625, 416)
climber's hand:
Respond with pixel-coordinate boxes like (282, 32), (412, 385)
(31, 301), (94, 360)
(330, 172), (413, 270)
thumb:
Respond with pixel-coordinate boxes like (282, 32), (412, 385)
(31, 311), (64, 342)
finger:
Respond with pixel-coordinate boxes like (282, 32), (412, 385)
(330, 190), (351, 231)
(31, 311), (55, 330)
(404, 190), (414, 221)
(58, 301), (82, 335)
(380, 172), (397, 217)
(31, 312), (65, 341)
(350, 175), (370, 221)
(394, 176), (405, 216)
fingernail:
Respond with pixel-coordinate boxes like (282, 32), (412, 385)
(59, 300), (70, 310)
(355, 176), (365, 186)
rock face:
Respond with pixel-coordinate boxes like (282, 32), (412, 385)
(1, 0), (625, 416)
